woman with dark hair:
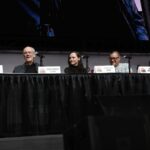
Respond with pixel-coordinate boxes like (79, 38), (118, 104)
(64, 51), (87, 74)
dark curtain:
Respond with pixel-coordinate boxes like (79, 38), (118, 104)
(141, 0), (150, 36)
(60, 0), (137, 40)
(0, 74), (150, 137)
(0, 0), (40, 37)
(0, 0), (62, 37)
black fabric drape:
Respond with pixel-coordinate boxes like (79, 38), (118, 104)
(0, 74), (150, 137)
(60, 0), (136, 40)
(141, 0), (150, 36)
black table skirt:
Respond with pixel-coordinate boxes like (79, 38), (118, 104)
(0, 73), (150, 137)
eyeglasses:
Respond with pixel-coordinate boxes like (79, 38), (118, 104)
(110, 57), (119, 60)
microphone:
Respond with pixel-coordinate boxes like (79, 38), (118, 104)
(123, 55), (132, 59)
(35, 51), (38, 55)
(35, 52), (45, 66)
(81, 55), (90, 73)
(35, 52), (45, 58)
(123, 55), (132, 74)
(81, 55), (89, 59)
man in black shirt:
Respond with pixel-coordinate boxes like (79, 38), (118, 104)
(13, 46), (39, 73)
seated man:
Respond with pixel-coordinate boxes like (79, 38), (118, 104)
(109, 51), (132, 73)
(13, 46), (39, 73)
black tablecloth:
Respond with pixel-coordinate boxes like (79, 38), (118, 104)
(0, 73), (150, 137)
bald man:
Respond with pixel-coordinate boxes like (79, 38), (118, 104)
(109, 51), (132, 73)
(13, 46), (39, 73)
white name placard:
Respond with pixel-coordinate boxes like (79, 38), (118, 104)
(38, 66), (61, 74)
(0, 65), (3, 73)
(94, 65), (115, 73)
(138, 66), (150, 73)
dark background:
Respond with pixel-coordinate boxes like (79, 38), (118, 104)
(0, 0), (150, 52)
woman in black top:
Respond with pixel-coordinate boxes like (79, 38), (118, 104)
(64, 51), (87, 74)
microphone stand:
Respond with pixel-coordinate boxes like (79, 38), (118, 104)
(82, 55), (89, 73)
(37, 54), (45, 66)
(127, 56), (132, 74)
(123, 55), (132, 74)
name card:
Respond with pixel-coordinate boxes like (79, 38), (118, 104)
(94, 65), (115, 73)
(38, 66), (61, 74)
(0, 65), (3, 73)
(138, 66), (150, 73)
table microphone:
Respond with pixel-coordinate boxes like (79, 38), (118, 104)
(35, 52), (45, 58)
(123, 55), (132, 74)
(123, 55), (132, 59)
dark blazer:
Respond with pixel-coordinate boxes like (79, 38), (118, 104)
(13, 62), (39, 73)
